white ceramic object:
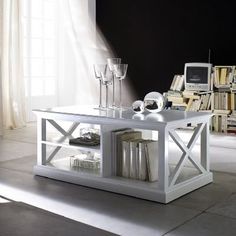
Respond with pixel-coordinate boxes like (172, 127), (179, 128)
(144, 91), (164, 113)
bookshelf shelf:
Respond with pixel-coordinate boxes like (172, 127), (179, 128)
(42, 140), (100, 153)
(46, 157), (101, 176)
(33, 106), (212, 203)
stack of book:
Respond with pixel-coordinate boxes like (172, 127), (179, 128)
(168, 95), (188, 111)
(112, 129), (158, 182)
(167, 75), (186, 110)
(183, 90), (201, 111)
(183, 90), (212, 112)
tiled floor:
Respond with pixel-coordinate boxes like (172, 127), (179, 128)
(0, 123), (236, 236)
(0, 200), (116, 236)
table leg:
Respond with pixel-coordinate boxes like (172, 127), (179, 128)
(37, 117), (47, 165)
(201, 121), (210, 172)
(158, 127), (169, 191)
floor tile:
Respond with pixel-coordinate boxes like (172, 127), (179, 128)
(0, 202), (116, 236)
(3, 124), (37, 144)
(170, 178), (233, 211)
(207, 193), (236, 219)
(209, 146), (236, 174)
(0, 138), (36, 162)
(166, 213), (236, 236)
(212, 171), (236, 192)
(0, 155), (36, 174)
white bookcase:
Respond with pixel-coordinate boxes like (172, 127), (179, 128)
(33, 106), (213, 203)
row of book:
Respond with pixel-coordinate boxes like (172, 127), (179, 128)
(211, 114), (228, 133)
(185, 91), (212, 112)
(211, 109), (236, 133)
(168, 90), (236, 112)
(214, 66), (236, 88)
(211, 90), (236, 133)
(112, 129), (158, 182)
(169, 75), (184, 91)
(214, 92), (236, 110)
(167, 90), (213, 112)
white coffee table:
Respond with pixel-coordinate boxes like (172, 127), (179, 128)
(33, 106), (213, 203)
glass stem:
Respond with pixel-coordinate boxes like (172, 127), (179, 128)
(99, 80), (102, 108)
(112, 74), (115, 107)
(119, 79), (122, 108)
(106, 84), (108, 108)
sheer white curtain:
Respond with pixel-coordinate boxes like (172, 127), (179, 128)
(0, 0), (136, 132)
(58, 0), (136, 107)
(0, 0), (26, 135)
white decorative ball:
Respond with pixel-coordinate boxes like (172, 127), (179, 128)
(144, 92), (164, 113)
(132, 100), (145, 114)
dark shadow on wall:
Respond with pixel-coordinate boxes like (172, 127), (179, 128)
(96, 0), (236, 98)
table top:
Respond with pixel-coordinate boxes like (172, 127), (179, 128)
(33, 105), (212, 126)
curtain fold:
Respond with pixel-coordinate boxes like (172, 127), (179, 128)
(0, 0), (26, 135)
(59, 0), (136, 107)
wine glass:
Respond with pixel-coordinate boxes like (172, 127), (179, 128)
(113, 64), (128, 108)
(101, 65), (113, 109)
(107, 58), (121, 108)
(93, 64), (107, 109)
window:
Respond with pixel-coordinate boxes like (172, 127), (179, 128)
(22, 0), (102, 121)
(23, 0), (58, 120)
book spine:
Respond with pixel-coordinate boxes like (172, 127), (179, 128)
(220, 68), (227, 85)
(145, 141), (158, 182)
(129, 141), (138, 179)
(122, 141), (130, 178)
(215, 67), (220, 86)
(138, 142), (147, 181)
(170, 75), (177, 90)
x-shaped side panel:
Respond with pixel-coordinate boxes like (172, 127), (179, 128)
(46, 120), (79, 163)
(168, 123), (206, 187)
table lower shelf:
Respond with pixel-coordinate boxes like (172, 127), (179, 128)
(34, 164), (213, 203)
(47, 157), (100, 176)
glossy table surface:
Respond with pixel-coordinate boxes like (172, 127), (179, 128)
(34, 105), (212, 125)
